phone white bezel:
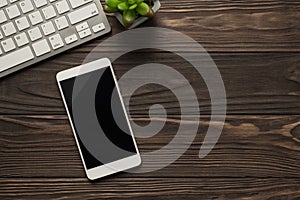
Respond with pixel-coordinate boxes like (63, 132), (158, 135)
(56, 58), (141, 180)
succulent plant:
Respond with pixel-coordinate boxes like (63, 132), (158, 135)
(104, 0), (154, 28)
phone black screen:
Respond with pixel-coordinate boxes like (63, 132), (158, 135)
(59, 66), (137, 169)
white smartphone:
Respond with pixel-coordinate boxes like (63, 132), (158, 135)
(56, 58), (141, 180)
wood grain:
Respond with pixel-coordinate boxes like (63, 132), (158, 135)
(1, 178), (300, 200)
(1, 53), (300, 115)
(101, 0), (300, 52)
(1, 115), (300, 178)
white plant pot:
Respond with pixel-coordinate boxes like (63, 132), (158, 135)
(114, 0), (161, 29)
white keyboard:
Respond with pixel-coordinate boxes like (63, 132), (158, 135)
(0, 0), (111, 78)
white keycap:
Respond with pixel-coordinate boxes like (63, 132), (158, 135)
(76, 22), (88, 32)
(28, 11), (43, 25)
(0, 1), (8, 8)
(78, 28), (91, 39)
(6, 5), (21, 19)
(65, 34), (77, 44)
(32, 39), (51, 57)
(0, 46), (34, 72)
(55, 0), (70, 14)
(14, 32), (29, 47)
(92, 23), (105, 33)
(41, 21), (55, 36)
(1, 38), (16, 52)
(19, 0), (34, 14)
(49, 34), (64, 49)
(0, 10), (7, 23)
(69, 0), (92, 9)
(9, 0), (18, 3)
(42, 5), (56, 20)
(15, 16), (30, 31)
(49, 0), (56, 2)
(33, 0), (47, 8)
(0, 48), (2, 55)
(2, 22), (16, 36)
(54, 16), (68, 30)
(68, 3), (98, 25)
(0, 31), (3, 39)
(28, 27), (42, 41)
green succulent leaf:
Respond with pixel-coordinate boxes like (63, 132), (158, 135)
(104, 5), (118, 13)
(137, 0), (143, 3)
(136, 2), (150, 16)
(118, 2), (128, 10)
(105, 0), (120, 8)
(129, 3), (137, 10)
(122, 9), (136, 28)
(128, 0), (137, 5)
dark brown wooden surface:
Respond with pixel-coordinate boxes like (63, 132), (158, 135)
(1, 0), (300, 199)
(1, 115), (300, 178)
(2, 178), (300, 200)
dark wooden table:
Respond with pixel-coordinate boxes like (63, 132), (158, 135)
(1, 0), (300, 199)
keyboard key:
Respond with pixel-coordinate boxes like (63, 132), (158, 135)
(33, 0), (47, 8)
(6, 4), (21, 19)
(15, 16), (30, 31)
(42, 5), (56, 20)
(28, 11), (43, 25)
(9, 0), (18, 3)
(69, 0), (92, 9)
(49, 34), (64, 49)
(76, 22), (88, 32)
(0, 10), (7, 24)
(55, 0), (70, 14)
(0, 31), (3, 39)
(68, 3), (99, 25)
(28, 27), (42, 41)
(78, 28), (91, 39)
(54, 16), (68, 30)
(92, 23), (105, 33)
(41, 21), (55, 36)
(0, 1), (8, 8)
(0, 46), (34, 72)
(32, 39), (51, 57)
(1, 38), (16, 52)
(65, 34), (78, 44)
(14, 32), (29, 47)
(2, 22), (16, 36)
(19, 0), (34, 14)
(0, 48), (2, 55)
